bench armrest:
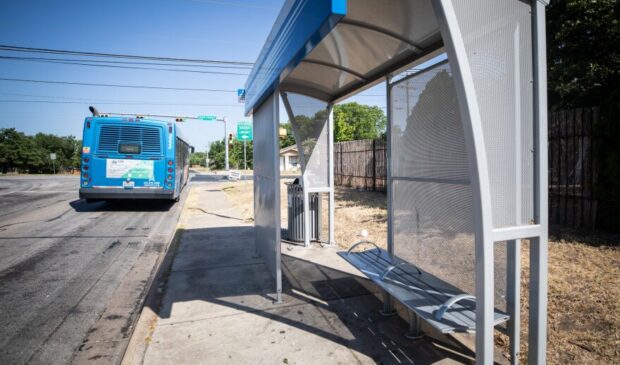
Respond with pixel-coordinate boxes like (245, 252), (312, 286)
(434, 294), (476, 321)
(380, 262), (421, 281)
(347, 240), (380, 256)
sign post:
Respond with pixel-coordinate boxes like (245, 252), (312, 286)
(237, 122), (253, 176)
(50, 153), (56, 174)
(199, 115), (229, 170)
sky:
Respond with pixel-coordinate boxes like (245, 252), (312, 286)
(0, 0), (387, 152)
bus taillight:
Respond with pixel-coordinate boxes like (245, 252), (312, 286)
(83, 173), (89, 179)
(167, 160), (173, 166)
(83, 157), (89, 163)
(83, 165), (89, 171)
(167, 175), (173, 180)
(167, 167), (173, 173)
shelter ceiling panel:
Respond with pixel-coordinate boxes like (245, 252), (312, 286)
(344, 0), (440, 50)
(304, 23), (417, 77)
(281, 62), (359, 98)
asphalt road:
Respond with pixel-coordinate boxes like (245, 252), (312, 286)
(0, 175), (186, 364)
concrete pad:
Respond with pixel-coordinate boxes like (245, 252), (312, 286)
(145, 302), (375, 365)
(158, 262), (306, 324)
(172, 236), (261, 272)
(129, 179), (479, 365)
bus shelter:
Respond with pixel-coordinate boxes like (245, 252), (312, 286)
(244, 1), (549, 364)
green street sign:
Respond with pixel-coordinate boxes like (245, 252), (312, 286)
(237, 121), (253, 141)
(198, 115), (217, 121)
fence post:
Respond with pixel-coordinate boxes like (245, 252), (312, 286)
(372, 139), (377, 191)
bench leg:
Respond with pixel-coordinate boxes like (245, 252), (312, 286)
(405, 310), (424, 340)
(379, 290), (397, 316)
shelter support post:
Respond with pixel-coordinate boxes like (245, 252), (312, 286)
(386, 76), (394, 256)
(529, 1), (549, 364)
(431, 0), (495, 363)
(328, 105), (335, 245)
(507, 239), (521, 364)
(253, 90), (282, 304)
(383, 75), (398, 319)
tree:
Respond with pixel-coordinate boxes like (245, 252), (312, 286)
(0, 128), (82, 174)
(207, 139), (226, 170)
(333, 102), (386, 142)
(279, 122), (296, 149)
(190, 152), (207, 167)
(547, 0), (620, 109)
(230, 139), (253, 169)
(547, 0), (620, 227)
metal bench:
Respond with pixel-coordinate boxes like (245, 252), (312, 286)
(338, 240), (509, 338)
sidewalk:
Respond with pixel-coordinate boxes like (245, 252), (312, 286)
(123, 182), (477, 365)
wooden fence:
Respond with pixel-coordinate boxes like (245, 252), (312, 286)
(334, 107), (602, 229)
(548, 107), (599, 229)
(334, 139), (386, 191)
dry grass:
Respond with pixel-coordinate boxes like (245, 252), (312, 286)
(222, 182), (620, 364)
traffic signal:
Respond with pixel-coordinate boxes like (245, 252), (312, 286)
(228, 133), (233, 141)
(175, 117), (184, 122)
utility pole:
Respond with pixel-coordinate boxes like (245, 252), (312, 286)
(243, 140), (247, 171)
(205, 145), (209, 170)
(222, 117), (229, 171)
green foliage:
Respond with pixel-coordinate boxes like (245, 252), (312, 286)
(207, 138), (253, 170)
(0, 128), (81, 174)
(547, 0), (620, 109)
(190, 152), (207, 167)
(333, 102), (386, 142)
(279, 122), (296, 149)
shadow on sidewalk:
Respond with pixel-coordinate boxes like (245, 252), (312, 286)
(143, 225), (481, 365)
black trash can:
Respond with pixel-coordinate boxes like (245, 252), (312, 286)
(287, 181), (321, 242)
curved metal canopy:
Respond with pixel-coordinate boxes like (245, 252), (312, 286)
(244, 0), (444, 115)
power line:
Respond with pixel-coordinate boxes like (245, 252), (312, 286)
(0, 77), (237, 92)
(0, 45), (254, 66)
(0, 99), (242, 107)
(0, 55), (252, 69)
(0, 91), (242, 105)
(0, 55), (249, 76)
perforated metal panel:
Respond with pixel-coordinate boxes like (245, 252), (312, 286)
(253, 92), (281, 298)
(451, 0), (535, 228)
(286, 93), (330, 189)
(390, 62), (477, 296)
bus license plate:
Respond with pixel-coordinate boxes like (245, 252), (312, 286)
(123, 181), (135, 189)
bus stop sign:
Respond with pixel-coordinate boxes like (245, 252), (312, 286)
(237, 122), (253, 141)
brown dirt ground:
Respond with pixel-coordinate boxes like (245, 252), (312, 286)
(223, 181), (620, 364)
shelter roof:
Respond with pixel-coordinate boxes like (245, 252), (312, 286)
(245, 0), (444, 115)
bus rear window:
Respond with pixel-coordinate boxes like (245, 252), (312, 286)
(119, 143), (141, 154)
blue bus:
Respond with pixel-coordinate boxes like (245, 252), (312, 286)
(79, 112), (192, 202)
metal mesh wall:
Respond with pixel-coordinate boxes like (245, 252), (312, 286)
(286, 93), (330, 189)
(253, 92), (281, 295)
(451, 0), (535, 228)
(391, 62), (476, 297)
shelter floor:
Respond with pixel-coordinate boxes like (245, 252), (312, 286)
(128, 180), (502, 365)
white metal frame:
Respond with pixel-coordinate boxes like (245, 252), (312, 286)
(281, 91), (336, 248)
(253, 89), (283, 304)
(250, 1), (549, 363)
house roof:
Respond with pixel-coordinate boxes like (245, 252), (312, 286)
(279, 144), (298, 155)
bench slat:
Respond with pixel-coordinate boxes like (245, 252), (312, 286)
(339, 248), (509, 334)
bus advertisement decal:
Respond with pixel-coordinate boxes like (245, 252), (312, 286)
(106, 159), (155, 180)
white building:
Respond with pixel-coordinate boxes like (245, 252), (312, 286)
(279, 145), (299, 171)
